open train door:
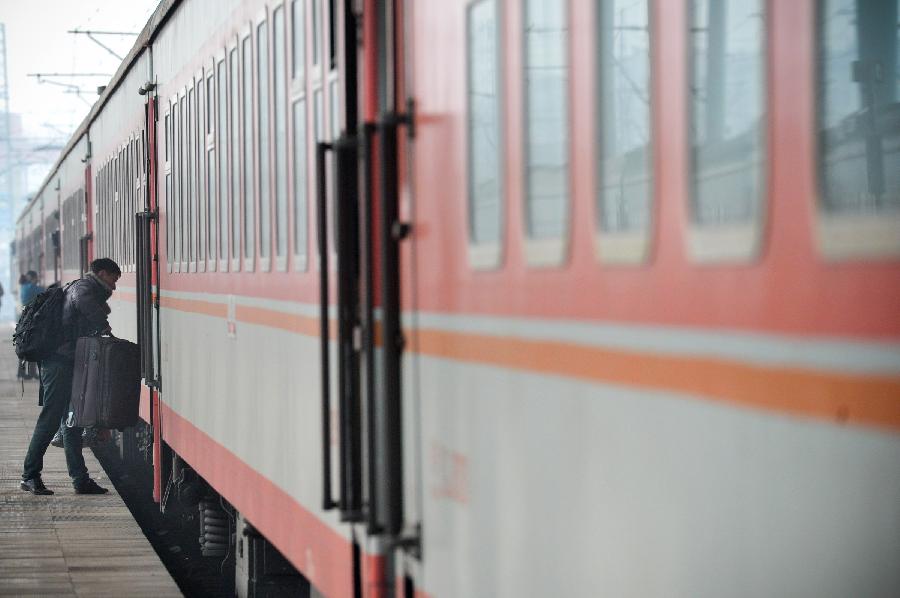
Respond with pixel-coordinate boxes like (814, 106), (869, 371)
(81, 141), (93, 276)
(135, 71), (163, 503)
(311, 0), (424, 594)
(356, 0), (424, 595)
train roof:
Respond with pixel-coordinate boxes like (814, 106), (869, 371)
(16, 0), (181, 226)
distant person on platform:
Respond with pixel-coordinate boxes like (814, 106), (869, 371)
(20, 270), (44, 305)
(20, 258), (121, 496)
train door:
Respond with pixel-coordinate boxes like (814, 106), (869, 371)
(51, 179), (61, 285)
(314, 0), (423, 591)
(135, 71), (162, 501)
(81, 158), (93, 275)
(310, 0), (371, 592)
(355, 0), (424, 592)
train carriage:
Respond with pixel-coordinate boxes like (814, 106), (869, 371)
(13, 0), (900, 597)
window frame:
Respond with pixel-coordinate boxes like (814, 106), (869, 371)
(274, 3), (290, 271)
(242, 26), (257, 273)
(230, 41), (242, 272)
(129, 137), (136, 270)
(195, 69), (207, 273)
(256, 10), (273, 272)
(187, 83), (198, 272)
(216, 52), (230, 272)
(466, 0), (505, 270)
(593, 0), (655, 266)
(291, 0), (306, 88)
(165, 104), (174, 273)
(813, 0), (900, 261)
(206, 62), (218, 272)
(179, 89), (188, 272)
(685, 0), (769, 264)
(521, 0), (572, 268)
(127, 138), (133, 271)
(290, 0), (309, 272)
(114, 152), (121, 266)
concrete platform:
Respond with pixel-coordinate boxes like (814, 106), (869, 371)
(0, 329), (182, 597)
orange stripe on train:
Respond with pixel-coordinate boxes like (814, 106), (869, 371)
(154, 295), (900, 432)
(413, 329), (900, 433)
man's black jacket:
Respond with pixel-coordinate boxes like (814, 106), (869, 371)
(57, 274), (112, 359)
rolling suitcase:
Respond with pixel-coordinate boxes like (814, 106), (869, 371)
(67, 336), (142, 430)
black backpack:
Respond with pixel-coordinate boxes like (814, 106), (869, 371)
(13, 282), (72, 363)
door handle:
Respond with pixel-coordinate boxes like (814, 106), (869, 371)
(316, 140), (337, 511)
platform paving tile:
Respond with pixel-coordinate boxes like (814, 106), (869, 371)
(0, 331), (181, 597)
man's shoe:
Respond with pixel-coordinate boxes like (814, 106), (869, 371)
(50, 429), (64, 448)
(73, 478), (109, 495)
(20, 478), (54, 495)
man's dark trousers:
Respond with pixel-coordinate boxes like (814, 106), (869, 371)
(22, 355), (89, 485)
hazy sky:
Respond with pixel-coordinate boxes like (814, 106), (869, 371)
(1, 0), (161, 143)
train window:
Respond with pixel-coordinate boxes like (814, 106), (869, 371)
(125, 145), (130, 266)
(595, 0), (652, 264)
(130, 140), (135, 267)
(312, 0), (320, 68)
(132, 140), (137, 267)
(180, 94), (187, 270)
(817, 0), (900, 259)
(329, 77), (339, 140)
(118, 153), (123, 265)
(68, 198), (74, 269)
(102, 163), (107, 261)
(208, 138), (217, 269)
(206, 73), (215, 132)
(274, 6), (289, 265)
(231, 48), (241, 270)
(128, 142), (133, 267)
(105, 165), (110, 265)
(100, 169), (106, 260)
(196, 80), (207, 271)
(97, 169), (103, 260)
(688, 0), (766, 262)
(314, 88), (323, 141)
(126, 143), (130, 268)
(174, 99), (181, 272)
(259, 20), (272, 267)
(292, 0), (305, 82)
(218, 59), (228, 271)
(466, 0), (503, 269)
(120, 152), (125, 266)
(292, 98), (308, 269)
(113, 154), (119, 265)
(119, 149), (124, 266)
(243, 35), (256, 270)
(207, 71), (217, 270)
(166, 110), (173, 273)
(126, 142), (132, 268)
(114, 154), (120, 264)
(116, 155), (120, 264)
(61, 199), (67, 269)
(188, 86), (197, 270)
(328, 0), (336, 69)
(66, 198), (71, 269)
(523, 0), (569, 267)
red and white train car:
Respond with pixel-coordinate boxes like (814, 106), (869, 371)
(15, 0), (900, 596)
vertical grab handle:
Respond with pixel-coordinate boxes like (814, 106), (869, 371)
(378, 113), (404, 536)
(334, 134), (363, 522)
(135, 211), (154, 383)
(360, 122), (379, 533)
(317, 141), (337, 511)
